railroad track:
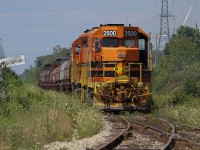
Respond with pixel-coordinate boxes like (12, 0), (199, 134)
(126, 114), (200, 150)
(115, 118), (174, 150)
(93, 114), (130, 150)
(92, 113), (200, 150)
(123, 113), (200, 149)
(93, 114), (175, 150)
(173, 124), (200, 149)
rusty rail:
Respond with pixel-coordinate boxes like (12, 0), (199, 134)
(158, 118), (175, 150)
(95, 115), (175, 150)
(127, 118), (175, 150)
(95, 118), (130, 150)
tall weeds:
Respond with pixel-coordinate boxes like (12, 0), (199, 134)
(0, 85), (103, 149)
(0, 67), (103, 149)
(0, 85), (73, 149)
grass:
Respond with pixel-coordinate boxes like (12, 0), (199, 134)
(65, 95), (103, 140)
(152, 62), (200, 127)
(0, 85), (103, 149)
(73, 107), (103, 139)
(152, 92), (200, 127)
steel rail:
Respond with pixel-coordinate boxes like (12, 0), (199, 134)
(181, 124), (200, 131)
(158, 118), (175, 150)
(127, 117), (175, 150)
(95, 118), (130, 150)
(175, 124), (200, 147)
(127, 119), (170, 135)
(96, 117), (174, 150)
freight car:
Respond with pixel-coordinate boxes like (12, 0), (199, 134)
(39, 24), (152, 110)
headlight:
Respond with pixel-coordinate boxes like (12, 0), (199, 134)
(102, 82), (109, 88)
(96, 83), (101, 87)
(137, 82), (143, 88)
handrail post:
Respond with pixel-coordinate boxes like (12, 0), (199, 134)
(139, 63), (142, 82)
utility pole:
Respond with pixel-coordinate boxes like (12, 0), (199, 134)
(0, 68), (6, 99)
(158, 0), (170, 52)
(0, 38), (4, 59)
(155, 34), (158, 67)
(0, 38), (6, 100)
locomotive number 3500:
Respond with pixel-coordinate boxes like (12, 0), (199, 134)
(103, 30), (117, 36)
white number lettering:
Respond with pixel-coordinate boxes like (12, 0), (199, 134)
(103, 30), (117, 36)
(124, 30), (137, 37)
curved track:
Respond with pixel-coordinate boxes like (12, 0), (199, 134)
(173, 124), (200, 149)
(94, 114), (175, 150)
(94, 115), (130, 150)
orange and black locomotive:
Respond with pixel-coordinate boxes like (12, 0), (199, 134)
(39, 24), (152, 110)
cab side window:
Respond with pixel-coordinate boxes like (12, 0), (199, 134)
(75, 45), (81, 55)
(93, 38), (101, 52)
(138, 39), (145, 50)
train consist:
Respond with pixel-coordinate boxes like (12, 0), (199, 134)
(38, 24), (152, 110)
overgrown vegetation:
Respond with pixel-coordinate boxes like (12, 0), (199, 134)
(152, 26), (200, 126)
(0, 67), (103, 149)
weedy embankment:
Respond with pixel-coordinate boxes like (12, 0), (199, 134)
(0, 67), (103, 149)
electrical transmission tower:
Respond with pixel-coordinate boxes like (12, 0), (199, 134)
(158, 0), (170, 51)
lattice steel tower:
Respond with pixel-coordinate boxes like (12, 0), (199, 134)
(158, 0), (170, 51)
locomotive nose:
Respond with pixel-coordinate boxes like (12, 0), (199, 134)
(115, 62), (129, 75)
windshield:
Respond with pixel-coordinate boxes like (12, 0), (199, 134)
(102, 38), (118, 47)
(122, 39), (134, 47)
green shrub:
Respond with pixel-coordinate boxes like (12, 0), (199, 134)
(184, 79), (199, 97)
(170, 90), (188, 105)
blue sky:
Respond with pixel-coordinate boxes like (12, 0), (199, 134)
(0, 0), (199, 74)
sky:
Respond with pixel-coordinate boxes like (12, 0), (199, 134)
(0, 0), (199, 74)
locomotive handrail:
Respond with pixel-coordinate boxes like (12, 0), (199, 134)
(128, 62), (143, 82)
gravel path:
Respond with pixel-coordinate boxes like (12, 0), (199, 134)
(44, 117), (113, 150)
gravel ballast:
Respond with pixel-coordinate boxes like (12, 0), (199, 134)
(44, 118), (113, 150)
